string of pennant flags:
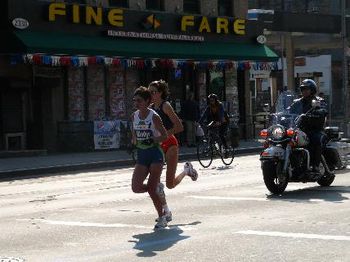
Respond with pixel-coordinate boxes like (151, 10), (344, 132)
(10, 54), (278, 71)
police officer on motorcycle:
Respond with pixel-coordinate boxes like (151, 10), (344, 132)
(288, 79), (328, 176)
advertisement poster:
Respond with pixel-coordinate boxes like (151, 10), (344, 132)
(68, 68), (85, 121)
(88, 66), (105, 120)
(110, 69), (126, 119)
(94, 120), (120, 150)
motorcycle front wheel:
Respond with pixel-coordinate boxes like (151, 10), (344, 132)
(262, 160), (289, 194)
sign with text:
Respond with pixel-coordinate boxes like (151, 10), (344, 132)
(94, 120), (120, 150)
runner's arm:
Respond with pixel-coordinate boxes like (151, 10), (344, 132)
(130, 113), (136, 145)
(152, 114), (168, 143)
(163, 101), (184, 135)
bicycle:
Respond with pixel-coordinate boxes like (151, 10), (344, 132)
(196, 124), (235, 168)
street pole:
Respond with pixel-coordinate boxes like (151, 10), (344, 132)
(342, 0), (349, 134)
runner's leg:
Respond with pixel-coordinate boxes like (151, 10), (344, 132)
(165, 145), (187, 189)
(131, 164), (149, 193)
(148, 163), (164, 217)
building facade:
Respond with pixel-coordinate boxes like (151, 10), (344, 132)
(0, 0), (277, 152)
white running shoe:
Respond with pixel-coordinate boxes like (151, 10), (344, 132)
(154, 216), (168, 230)
(184, 162), (198, 181)
(156, 211), (172, 222)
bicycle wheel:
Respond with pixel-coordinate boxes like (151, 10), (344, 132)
(197, 137), (213, 168)
(220, 146), (235, 165)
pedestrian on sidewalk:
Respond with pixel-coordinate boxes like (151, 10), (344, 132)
(181, 92), (200, 147)
(130, 86), (169, 229)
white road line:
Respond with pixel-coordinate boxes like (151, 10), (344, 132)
(235, 230), (350, 241)
(188, 195), (268, 201)
(16, 219), (197, 231)
(17, 219), (152, 229)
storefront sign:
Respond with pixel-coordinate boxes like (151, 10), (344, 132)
(107, 30), (204, 42)
(180, 16), (245, 35)
(94, 120), (120, 149)
(45, 3), (247, 41)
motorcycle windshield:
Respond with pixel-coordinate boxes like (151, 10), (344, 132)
(269, 91), (300, 129)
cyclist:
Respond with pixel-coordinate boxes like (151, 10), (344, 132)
(148, 80), (198, 222)
(199, 93), (229, 155)
(130, 86), (169, 229)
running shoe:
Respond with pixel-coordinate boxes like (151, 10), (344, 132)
(184, 162), (198, 181)
(156, 211), (172, 222)
(154, 216), (168, 230)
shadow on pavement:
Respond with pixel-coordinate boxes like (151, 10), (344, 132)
(129, 221), (201, 257)
(266, 186), (350, 203)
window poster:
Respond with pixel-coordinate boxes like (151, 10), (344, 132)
(68, 67), (85, 121)
(109, 68), (126, 119)
(197, 71), (207, 113)
(87, 66), (106, 120)
(225, 69), (239, 123)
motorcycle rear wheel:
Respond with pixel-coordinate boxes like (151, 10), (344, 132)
(262, 160), (289, 194)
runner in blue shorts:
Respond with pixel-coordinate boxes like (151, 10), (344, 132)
(130, 86), (169, 230)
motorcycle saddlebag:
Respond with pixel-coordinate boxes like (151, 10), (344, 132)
(325, 126), (341, 140)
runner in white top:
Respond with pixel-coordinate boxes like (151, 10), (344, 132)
(130, 86), (169, 230)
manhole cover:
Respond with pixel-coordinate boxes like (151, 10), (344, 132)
(0, 258), (25, 262)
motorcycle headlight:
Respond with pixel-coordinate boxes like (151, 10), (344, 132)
(271, 126), (285, 140)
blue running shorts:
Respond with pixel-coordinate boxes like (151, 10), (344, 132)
(137, 146), (164, 167)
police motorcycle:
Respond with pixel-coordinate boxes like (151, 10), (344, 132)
(259, 92), (340, 194)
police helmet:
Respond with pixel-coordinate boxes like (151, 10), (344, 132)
(300, 79), (317, 95)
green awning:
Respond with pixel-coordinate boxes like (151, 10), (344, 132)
(6, 31), (278, 61)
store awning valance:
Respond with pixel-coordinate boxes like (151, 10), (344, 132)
(5, 31), (278, 61)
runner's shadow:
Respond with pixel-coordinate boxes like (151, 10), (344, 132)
(129, 221), (201, 257)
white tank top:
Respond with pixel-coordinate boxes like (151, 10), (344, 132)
(133, 109), (160, 149)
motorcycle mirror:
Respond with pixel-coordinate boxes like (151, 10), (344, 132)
(312, 99), (321, 108)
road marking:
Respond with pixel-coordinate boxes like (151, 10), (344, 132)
(235, 230), (350, 241)
(17, 218), (152, 229)
(17, 218), (197, 231)
(188, 195), (268, 201)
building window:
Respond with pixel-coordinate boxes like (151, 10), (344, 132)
(218, 0), (232, 16)
(146, 0), (164, 11)
(109, 0), (128, 8)
(183, 0), (200, 14)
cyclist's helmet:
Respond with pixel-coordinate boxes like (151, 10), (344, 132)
(300, 79), (317, 95)
(208, 93), (218, 101)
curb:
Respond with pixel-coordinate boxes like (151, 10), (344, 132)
(0, 147), (262, 180)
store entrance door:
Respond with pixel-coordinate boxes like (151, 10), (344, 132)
(28, 77), (60, 151)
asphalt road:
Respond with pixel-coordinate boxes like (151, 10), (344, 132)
(0, 154), (349, 262)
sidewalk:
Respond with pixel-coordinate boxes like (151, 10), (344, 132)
(0, 140), (262, 179)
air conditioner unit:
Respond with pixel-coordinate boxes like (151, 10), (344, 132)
(4, 132), (25, 150)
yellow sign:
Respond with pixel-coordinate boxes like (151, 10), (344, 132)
(181, 15), (246, 35)
(48, 3), (245, 36)
(48, 3), (124, 27)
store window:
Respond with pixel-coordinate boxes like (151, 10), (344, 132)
(183, 0), (200, 14)
(87, 66), (106, 120)
(208, 70), (225, 101)
(146, 0), (164, 11)
(109, 0), (128, 8)
(218, 0), (232, 16)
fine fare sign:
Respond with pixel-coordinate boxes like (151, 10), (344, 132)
(48, 3), (246, 42)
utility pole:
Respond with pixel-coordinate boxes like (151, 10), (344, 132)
(342, 0), (349, 134)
